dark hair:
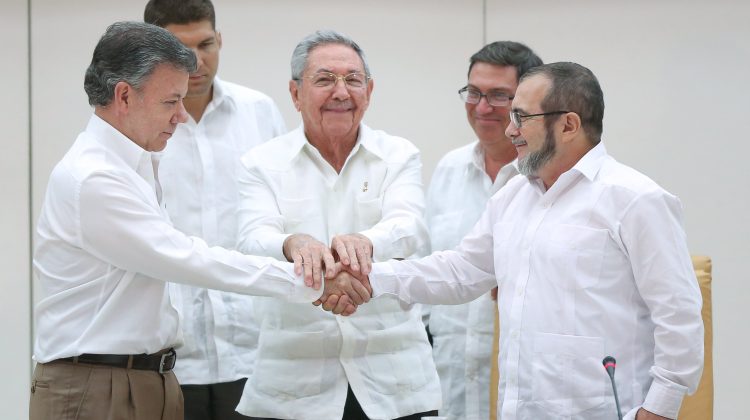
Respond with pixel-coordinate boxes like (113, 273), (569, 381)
(521, 62), (605, 144)
(291, 30), (371, 83)
(468, 41), (543, 80)
(144, 0), (216, 29)
(83, 21), (197, 106)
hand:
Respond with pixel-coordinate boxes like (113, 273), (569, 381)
(331, 233), (373, 275)
(635, 408), (672, 420)
(313, 265), (373, 315)
(283, 233), (336, 290)
(491, 286), (498, 301)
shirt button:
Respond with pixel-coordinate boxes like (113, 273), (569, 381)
(516, 288), (523, 296)
(511, 330), (519, 340)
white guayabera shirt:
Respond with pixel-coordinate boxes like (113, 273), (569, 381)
(234, 124), (441, 420)
(370, 143), (704, 420)
(159, 78), (286, 385)
(33, 115), (318, 364)
(425, 141), (517, 420)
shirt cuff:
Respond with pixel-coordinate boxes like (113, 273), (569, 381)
(261, 233), (291, 262)
(369, 261), (401, 299)
(272, 261), (323, 303)
(641, 377), (687, 419)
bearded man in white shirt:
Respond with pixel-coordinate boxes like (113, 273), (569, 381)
(425, 41), (542, 420)
(234, 30), (440, 420)
(328, 62), (704, 420)
(144, 1), (287, 419)
(29, 22), (367, 420)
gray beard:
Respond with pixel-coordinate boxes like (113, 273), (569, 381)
(518, 130), (556, 176)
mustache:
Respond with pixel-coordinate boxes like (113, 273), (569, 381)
(324, 101), (354, 111)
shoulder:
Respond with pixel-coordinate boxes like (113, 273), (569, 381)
(240, 129), (300, 170)
(435, 142), (476, 169)
(360, 125), (419, 163)
(219, 80), (280, 109)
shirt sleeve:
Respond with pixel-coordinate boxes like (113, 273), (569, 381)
(621, 189), (704, 418)
(369, 200), (497, 304)
(236, 158), (290, 261)
(78, 170), (321, 303)
(359, 152), (430, 261)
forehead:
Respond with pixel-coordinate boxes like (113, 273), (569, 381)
(306, 43), (364, 73)
(468, 63), (518, 90)
(513, 75), (550, 110)
(164, 20), (216, 45)
(141, 64), (188, 97)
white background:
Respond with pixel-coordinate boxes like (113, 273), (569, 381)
(2, 1), (748, 418)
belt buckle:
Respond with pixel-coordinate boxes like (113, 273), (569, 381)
(158, 349), (176, 374)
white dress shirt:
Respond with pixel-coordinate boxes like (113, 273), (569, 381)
(33, 115), (319, 364)
(234, 124), (441, 420)
(425, 142), (517, 420)
(159, 78), (286, 385)
(370, 143), (704, 420)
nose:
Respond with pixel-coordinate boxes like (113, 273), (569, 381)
(330, 78), (351, 100)
(475, 95), (494, 114)
(173, 99), (189, 124)
(505, 119), (519, 139)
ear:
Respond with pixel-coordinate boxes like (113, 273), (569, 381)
(365, 77), (374, 102)
(559, 111), (581, 144)
(289, 80), (301, 111)
(112, 81), (134, 114)
(215, 30), (223, 50)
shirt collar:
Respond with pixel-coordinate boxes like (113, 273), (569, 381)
(87, 114), (151, 172)
(470, 141), (519, 176)
(570, 141), (608, 182)
(293, 122), (384, 161)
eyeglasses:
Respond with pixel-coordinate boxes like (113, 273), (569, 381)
(297, 72), (369, 89)
(510, 110), (571, 129)
(458, 86), (513, 107)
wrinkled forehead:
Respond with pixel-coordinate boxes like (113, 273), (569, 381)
(306, 43), (365, 74)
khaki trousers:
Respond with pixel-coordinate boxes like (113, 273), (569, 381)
(29, 359), (183, 420)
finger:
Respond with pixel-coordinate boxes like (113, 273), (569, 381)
(332, 237), (351, 266)
(322, 248), (337, 279)
(345, 240), (360, 272)
(322, 294), (339, 312)
(491, 287), (498, 301)
(292, 251), (304, 278)
(310, 248), (325, 291)
(355, 245), (371, 275)
(342, 303), (357, 316)
(351, 275), (371, 303)
(332, 295), (352, 315)
(336, 275), (364, 305)
(312, 298), (322, 307)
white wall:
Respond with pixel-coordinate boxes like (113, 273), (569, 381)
(0, 0), (30, 418)
(5, 1), (747, 418)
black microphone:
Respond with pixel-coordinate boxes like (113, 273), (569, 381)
(602, 356), (623, 420)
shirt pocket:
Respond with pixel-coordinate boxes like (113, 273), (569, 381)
(530, 332), (607, 415)
(251, 329), (326, 398)
(545, 224), (608, 290)
(364, 320), (432, 395)
(278, 196), (317, 232)
(355, 196), (383, 230)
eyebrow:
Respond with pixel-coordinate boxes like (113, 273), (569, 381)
(465, 84), (514, 95)
(312, 68), (363, 75)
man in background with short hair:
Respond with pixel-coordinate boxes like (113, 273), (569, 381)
(425, 41), (541, 420)
(144, 0), (287, 418)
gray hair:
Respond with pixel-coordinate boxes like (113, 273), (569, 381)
(290, 30), (371, 83)
(84, 21), (197, 107)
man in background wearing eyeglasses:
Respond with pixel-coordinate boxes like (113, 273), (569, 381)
(143, 1), (287, 419)
(233, 30), (440, 420)
(424, 41), (541, 420)
(327, 62), (704, 420)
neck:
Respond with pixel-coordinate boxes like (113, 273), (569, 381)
(481, 140), (517, 182)
(306, 131), (358, 173)
(183, 87), (213, 123)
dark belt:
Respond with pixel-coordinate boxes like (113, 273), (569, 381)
(57, 348), (176, 373)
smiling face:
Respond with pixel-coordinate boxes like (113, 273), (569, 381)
(290, 43), (373, 144)
(125, 64), (190, 152)
(164, 20), (221, 100)
(465, 62), (519, 149)
(505, 75), (557, 176)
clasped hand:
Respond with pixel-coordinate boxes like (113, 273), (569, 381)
(282, 233), (374, 315)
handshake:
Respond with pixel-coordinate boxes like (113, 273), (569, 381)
(283, 232), (375, 316)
